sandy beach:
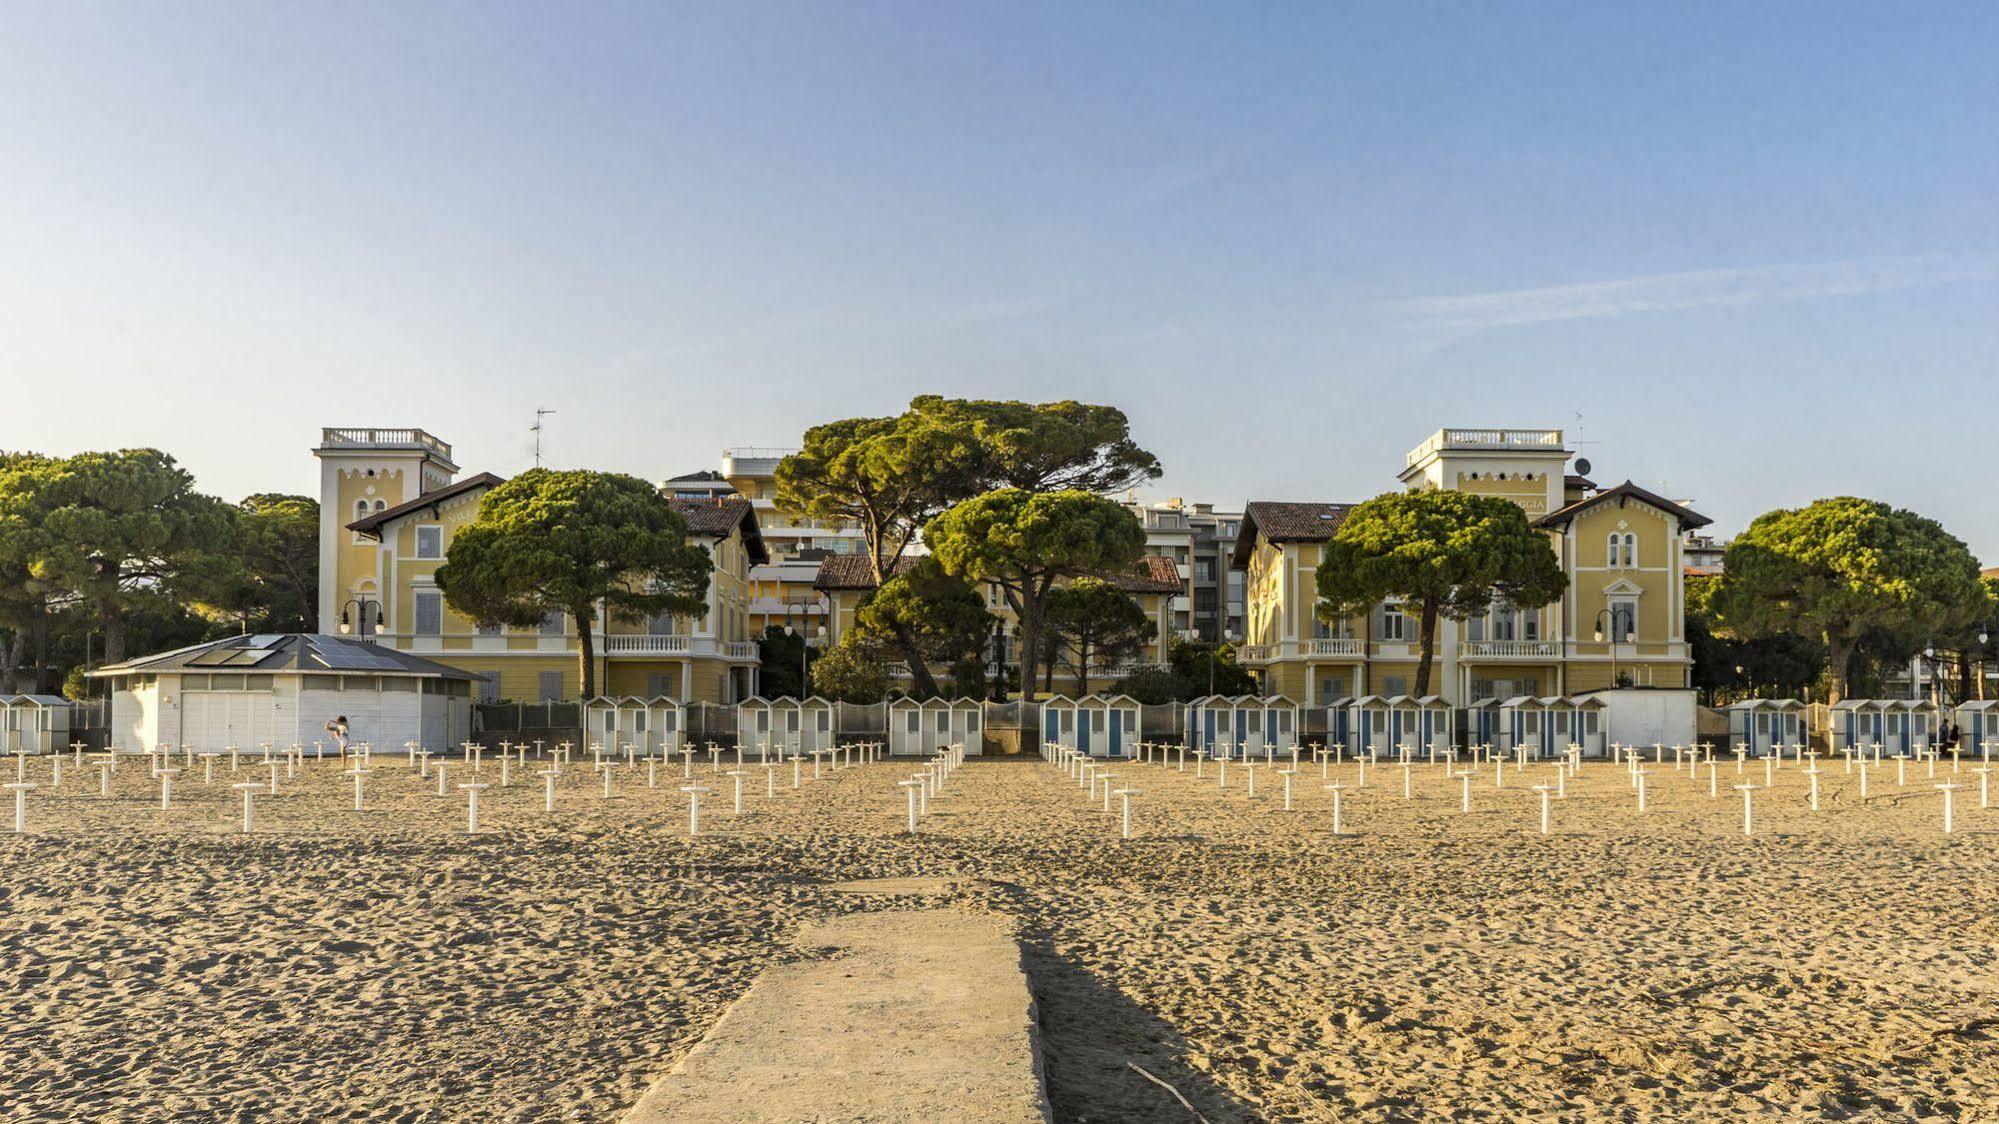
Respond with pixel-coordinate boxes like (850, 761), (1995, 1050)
(2, 746), (1995, 1121)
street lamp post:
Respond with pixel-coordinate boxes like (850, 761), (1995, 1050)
(782, 599), (825, 699)
(338, 599), (384, 637)
(1593, 610), (1634, 688)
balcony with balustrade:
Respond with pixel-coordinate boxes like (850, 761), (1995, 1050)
(318, 427), (455, 462)
(1405, 428), (1565, 467)
(1459, 640), (1562, 660)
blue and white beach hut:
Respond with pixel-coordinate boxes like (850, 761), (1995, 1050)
(1348, 695), (1390, 756)
(1463, 697), (1500, 750)
(1322, 697), (1354, 755)
(1726, 698), (1803, 757)
(1956, 699), (1999, 759)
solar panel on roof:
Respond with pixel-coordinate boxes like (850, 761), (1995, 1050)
(189, 647), (247, 666)
(224, 648), (281, 666)
(245, 634), (287, 648)
(310, 637), (407, 671)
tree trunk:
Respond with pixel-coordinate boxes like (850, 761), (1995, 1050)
(1825, 634), (1853, 704)
(103, 605), (126, 665)
(1016, 593), (1044, 703)
(1076, 636), (1091, 697)
(1957, 650), (1972, 706)
(890, 623), (941, 697)
(577, 609), (597, 701)
(1, 630), (22, 694)
(1413, 596), (1441, 698)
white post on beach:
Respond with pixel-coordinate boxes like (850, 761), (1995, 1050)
(345, 766), (370, 811)
(682, 783), (711, 836)
(1804, 765), (1822, 812)
(158, 767), (180, 810)
(1117, 788), (1137, 839)
(729, 770), (747, 815)
(790, 755), (802, 789)
(1635, 768), (1648, 812)
(1975, 766), (1993, 809)
(1895, 755), (1908, 787)
(233, 782), (263, 834)
(1936, 782), (1963, 835)
(763, 762), (776, 799)
(1458, 770), (1473, 814)
(1100, 772), (1117, 813)
(1280, 768), (1296, 811)
(601, 763), (614, 799)
(98, 761), (113, 797)
(461, 781), (489, 833)
(900, 779), (922, 834)
(1707, 760), (1719, 799)
(1532, 784), (1553, 835)
(1245, 761), (1258, 799)
(1401, 761), (1413, 800)
(49, 753), (60, 789)
(1356, 756), (1369, 789)
(1735, 783), (1758, 837)
(1324, 782), (1348, 834)
(5, 781), (34, 832)
(540, 768), (559, 812)
(1217, 755), (1228, 788)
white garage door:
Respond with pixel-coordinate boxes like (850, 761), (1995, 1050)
(180, 691), (279, 752)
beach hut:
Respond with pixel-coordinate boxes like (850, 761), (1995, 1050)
(1887, 699), (1939, 755)
(644, 695), (685, 755)
(1827, 698), (1882, 755)
(1042, 694), (1129, 756)
(583, 695), (650, 751)
(1347, 695), (1390, 756)
(889, 697), (981, 756)
(1564, 695), (1611, 758)
(88, 634), (473, 755)
(1495, 696), (1538, 757)
(1322, 697), (1354, 757)
(0, 695), (72, 755)
(1385, 695), (1452, 759)
(1184, 695), (1295, 757)
(1463, 698), (1500, 751)
(1956, 700), (1999, 759)
(739, 696), (837, 756)
(1726, 698), (1803, 757)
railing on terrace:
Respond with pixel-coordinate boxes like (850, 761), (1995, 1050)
(320, 428), (453, 459)
(1406, 428), (1563, 466)
(1462, 640), (1561, 658)
(1305, 638), (1364, 657)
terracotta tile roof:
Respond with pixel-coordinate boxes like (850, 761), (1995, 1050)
(1536, 480), (1712, 531)
(1231, 501), (1356, 568)
(669, 496), (769, 564)
(812, 553), (889, 591)
(1107, 554), (1185, 594)
(345, 473), (506, 537)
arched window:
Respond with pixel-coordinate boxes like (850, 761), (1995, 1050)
(1607, 533), (1636, 568)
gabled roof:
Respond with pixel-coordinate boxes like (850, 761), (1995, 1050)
(669, 496), (769, 565)
(346, 473), (506, 537)
(1232, 502), (1356, 568)
(1536, 480), (1711, 530)
(1109, 555), (1184, 595)
(89, 634), (475, 679)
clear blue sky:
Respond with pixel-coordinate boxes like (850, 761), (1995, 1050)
(4, 3), (1995, 555)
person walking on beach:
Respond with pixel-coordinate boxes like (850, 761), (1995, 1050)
(325, 715), (350, 763)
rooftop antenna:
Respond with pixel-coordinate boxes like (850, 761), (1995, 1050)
(532, 407), (557, 468)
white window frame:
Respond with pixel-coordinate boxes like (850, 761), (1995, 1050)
(413, 589), (443, 636)
(415, 525), (443, 560)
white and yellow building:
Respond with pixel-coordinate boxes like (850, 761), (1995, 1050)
(314, 427), (767, 705)
(1234, 428), (1709, 707)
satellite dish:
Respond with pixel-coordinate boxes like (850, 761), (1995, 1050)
(1574, 457), (1593, 476)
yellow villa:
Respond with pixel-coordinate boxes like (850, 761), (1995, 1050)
(1234, 428), (1709, 707)
(314, 428), (767, 705)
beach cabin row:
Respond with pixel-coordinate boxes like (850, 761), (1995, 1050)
(1327, 695), (1454, 758)
(1041, 694), (1142, 757)
(0, 694), (73, 755)
(889, 697), (982, 757)
(737, 697), (839, 755)
(582, 696), (686, 754)
(1184, 696), (1301, 758)
(1724, 698), (1804, 756)
(1468, 696), (1609, 759)
(1826, 698), (1939, 756)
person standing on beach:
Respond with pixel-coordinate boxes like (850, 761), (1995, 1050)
(325, 715), (350, 763)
